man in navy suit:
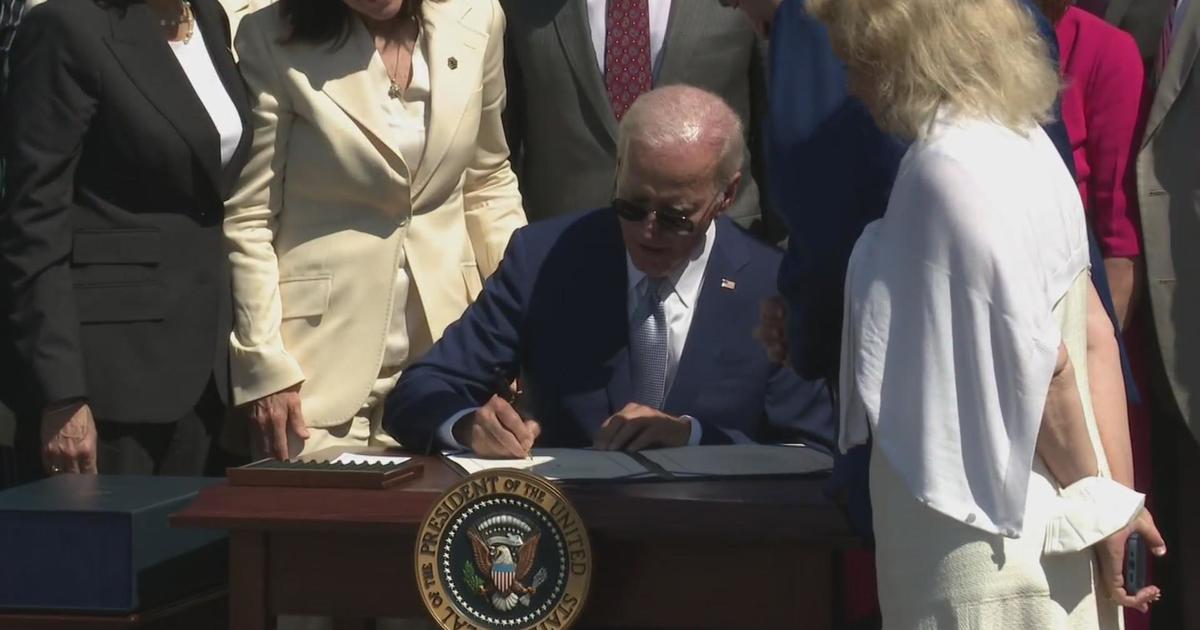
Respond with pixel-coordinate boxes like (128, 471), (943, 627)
(385, 86), (833, 458)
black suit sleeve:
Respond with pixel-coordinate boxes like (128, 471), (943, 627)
(500, 18), (525, 177)
(0, 7), (99, 407)
(747, 34), (784, 243)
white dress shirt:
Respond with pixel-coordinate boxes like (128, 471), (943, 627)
(586, 0), (672, 78)
(379, 28), (431, 374)
(438, 220), (719, 449)
(168, 25), (244, 166)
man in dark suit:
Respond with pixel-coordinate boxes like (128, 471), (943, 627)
(1105, 1), (1200, 626)
(386, 86), (832, 457)
(0, 0), (23, 488)
(501, 0), (781, 240)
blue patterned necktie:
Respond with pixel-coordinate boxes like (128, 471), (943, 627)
(630, 277), (669, 409)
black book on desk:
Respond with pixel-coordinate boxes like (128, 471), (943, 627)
(0, 475), (227, 613)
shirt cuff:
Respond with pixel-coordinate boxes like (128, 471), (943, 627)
(680, 415), (702, 446)
(438, 408), (478, 451)
(1043, 476), (1145, 555)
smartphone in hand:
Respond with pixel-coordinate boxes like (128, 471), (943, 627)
(1124, 532), (1147, 596)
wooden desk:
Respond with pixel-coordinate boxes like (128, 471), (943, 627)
(172, 455), (857, 630)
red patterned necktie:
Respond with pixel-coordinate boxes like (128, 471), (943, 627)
(604, 0), (653, 121)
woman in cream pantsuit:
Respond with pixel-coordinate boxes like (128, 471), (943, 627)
(226, 0), (525, 460)
(808, 0), (1168, 627)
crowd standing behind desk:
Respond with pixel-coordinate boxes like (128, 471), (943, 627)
(0, 0), (1197, 629)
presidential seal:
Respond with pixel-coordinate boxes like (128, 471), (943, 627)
(416, 469), (592, 630)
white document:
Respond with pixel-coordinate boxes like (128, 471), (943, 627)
(445, 448), (651, 481)
(640, 444), (833, 477)
(331, 453), (412, 466)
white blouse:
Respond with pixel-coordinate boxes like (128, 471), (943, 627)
(382, 27), (430, 179)
(839, 110), (1139, 539)
(169, 24), (243, 167)
(380, 28), (432, 376)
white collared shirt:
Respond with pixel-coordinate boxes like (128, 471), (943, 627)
(168, 25), (244, 167)
(586, 0), (672, 77)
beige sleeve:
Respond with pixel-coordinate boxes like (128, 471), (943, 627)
(223, 13), (305, 406)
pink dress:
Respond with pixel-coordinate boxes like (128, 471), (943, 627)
(1056, 6), (1145, 259)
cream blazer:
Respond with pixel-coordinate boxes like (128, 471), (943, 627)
(226, 0), (526, 428)
(215, 0), (273, 44)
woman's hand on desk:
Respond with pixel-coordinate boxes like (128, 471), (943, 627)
(455, 395), (541, 459)
(594, 404), (691, 451)
(245, 383), (309, 460)
(41, 401), (98, 474)
(1096, 508), (1166, 612)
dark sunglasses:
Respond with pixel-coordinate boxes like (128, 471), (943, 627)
(612, 198), (697, 235)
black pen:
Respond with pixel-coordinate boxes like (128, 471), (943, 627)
(490, 367), (532, 460)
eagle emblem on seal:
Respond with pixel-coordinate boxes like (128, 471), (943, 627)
(463, 514), (549, 612)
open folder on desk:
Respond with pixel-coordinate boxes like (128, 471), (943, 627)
(640, 444), (833, 478)
(443, 444), (833, 482)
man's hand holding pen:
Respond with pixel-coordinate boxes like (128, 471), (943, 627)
(453, 393), (541, 460)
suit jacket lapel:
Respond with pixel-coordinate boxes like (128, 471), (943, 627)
(663, 220), (750, 414)
(1104, 0), (1135, 26)
(1145, 3), (1200, 144)
(655, 0), (706, 85)
(317, 19), (411, 178)
(413, 0), (488, 197)
(596, 216), (633, 415)
(190, 0), (253, 195)
(104, 3), (222, 194)
(553, 0), (617, 145)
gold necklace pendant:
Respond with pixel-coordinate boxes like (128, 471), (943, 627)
(382, 16), (416, 101)
(181, 1), (194, 43)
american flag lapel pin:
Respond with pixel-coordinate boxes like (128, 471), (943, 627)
(720, 278), (736, 291)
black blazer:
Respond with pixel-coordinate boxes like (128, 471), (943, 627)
(0, 0), (252, 423)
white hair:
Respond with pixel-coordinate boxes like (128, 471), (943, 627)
(807, 0), (1059, 140)
(617, 85), (746, 186)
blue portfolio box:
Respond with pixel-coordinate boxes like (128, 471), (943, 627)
(0, 475), (227, 613)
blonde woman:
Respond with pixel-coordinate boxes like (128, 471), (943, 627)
(226, 0), (525, 460)
(809, 0), (1166, 626)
